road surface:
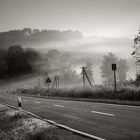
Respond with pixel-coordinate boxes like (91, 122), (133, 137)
(0, 92), (140, 140)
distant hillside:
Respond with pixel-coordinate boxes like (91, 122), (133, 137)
(0, 28), (83, 50)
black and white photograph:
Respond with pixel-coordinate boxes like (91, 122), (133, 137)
(0, 0), (140, 139)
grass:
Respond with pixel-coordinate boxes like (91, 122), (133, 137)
(17, 85), (140, 101)
(0, 104), (90, 140)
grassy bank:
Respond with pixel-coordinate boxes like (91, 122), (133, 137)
(0, 104), (90, 140)
(16, 85), (140, 101)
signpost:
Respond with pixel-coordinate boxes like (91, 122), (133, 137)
(46, 77), (52, 88)
(112, 64), (117, 93)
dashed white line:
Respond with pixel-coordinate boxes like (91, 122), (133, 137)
(91, 111), (115, 116)
(34, 101), (41, 104)
(54, 104), (64, 108)
(63, 114), (80, 120)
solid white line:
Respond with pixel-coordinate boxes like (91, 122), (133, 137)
(54, 104), (64, 108)
(91, 111), (115, 116)
(35, 101), (41, 104)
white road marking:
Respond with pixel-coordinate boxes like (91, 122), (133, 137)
(63, 114), (79, 120)
(91, 111), (115, 116)
(54, 104), (64, 108)
(35, 101), (41, 104)
(96, 102), (140, 109)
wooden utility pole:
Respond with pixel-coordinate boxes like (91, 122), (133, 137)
(82, 67), (86, 87)
(52, 75), (59, 88)
(82, 67), (92, 87)
(57, 76), (59, 88)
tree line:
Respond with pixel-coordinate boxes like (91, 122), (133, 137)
(0, 28), (83, 50)
(0, 45), (40, 79)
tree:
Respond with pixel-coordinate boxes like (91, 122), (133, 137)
(0, 49), (8, 78)
(45, 49), (80, 87)
(47, 49), (60, 60)
(7, 45), (31, 75)
(131, 28), (140, 85)
(25, 48), (40, 63)
(101, 53), (118, 85)
(118, 59), (129, 84)
(101, 53), (129, 85)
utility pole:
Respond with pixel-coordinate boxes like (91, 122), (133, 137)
(57, 76), (59, 88)
(82, 67), (85, 87)
(112, 64), (117, 93)
(52, 75), (60, 88)
(82, 67), (92, 87)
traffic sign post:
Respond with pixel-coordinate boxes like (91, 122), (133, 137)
(46, 77), (52, 89)
(112, 64), (117, 93)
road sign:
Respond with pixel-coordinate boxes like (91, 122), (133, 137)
(112, 64), (117, 70)
(46, 77), (52, 83)
(112, 64), (117, 93)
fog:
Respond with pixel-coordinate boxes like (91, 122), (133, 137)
(34, 36), (135, 84)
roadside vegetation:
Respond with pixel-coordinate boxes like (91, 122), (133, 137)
(0, 104), (90, 140)
(16, 84), (140, 102)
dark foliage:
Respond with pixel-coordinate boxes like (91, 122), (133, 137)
(0, 28), (83, 50)
(7, 45), (31, 75)
(134, 74), (140, 86)
(0, 45), (40, 79)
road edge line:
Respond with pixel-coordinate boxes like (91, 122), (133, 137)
(0, 102), (106, 140)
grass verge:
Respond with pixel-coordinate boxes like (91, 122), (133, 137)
(0, 104), (90, 140)
(14, 85), (140, 106)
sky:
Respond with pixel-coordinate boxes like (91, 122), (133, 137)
(0, 0), (140, 38)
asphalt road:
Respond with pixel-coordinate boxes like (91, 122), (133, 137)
(0, 92), (140, 140)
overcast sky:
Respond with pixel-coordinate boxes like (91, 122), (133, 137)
(0, 0), (139, 38)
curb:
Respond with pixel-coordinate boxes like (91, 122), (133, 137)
(0, 102), (106, 140)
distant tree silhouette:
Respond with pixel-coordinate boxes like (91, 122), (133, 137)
(101, 53), (118, 86)
(47, 49), (60, 60)
(118, 59), (129, 84)
(0, 49), (8, 78)
(101, 53), (129, 86)
(0, 28), (83, 50)
(7, 45), (31, 75)
(25, 48), (40, 63)
(134, 74), (140, 86)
